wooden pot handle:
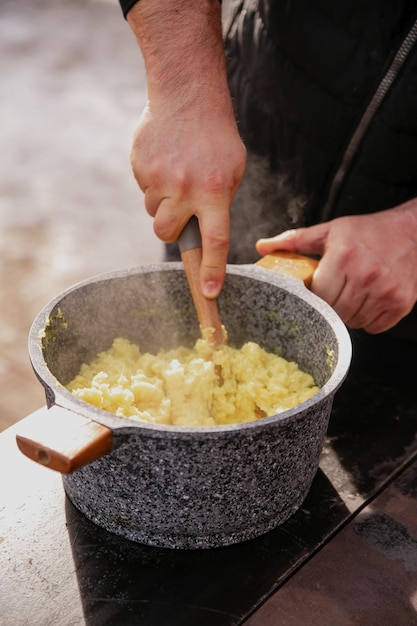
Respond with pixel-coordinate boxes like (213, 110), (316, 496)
(16, 404), (112, 474)
(255, 251), (318, 288)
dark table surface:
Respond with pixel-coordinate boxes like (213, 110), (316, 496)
(2, 331), (417, 625)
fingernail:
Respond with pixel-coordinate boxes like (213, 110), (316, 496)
(203, 281), (219, 298)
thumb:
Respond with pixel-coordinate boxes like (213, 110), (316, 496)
(256, 223), (330, 257)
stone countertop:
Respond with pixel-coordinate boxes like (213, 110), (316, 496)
(246, 457), (417, 625)
(1, 330), (417, 625)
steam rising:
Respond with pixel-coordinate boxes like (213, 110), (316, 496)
(229, 152), (308, 263)
(164, 152), (308, 264)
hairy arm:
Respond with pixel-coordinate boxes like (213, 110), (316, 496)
(126, 0), (246, 297)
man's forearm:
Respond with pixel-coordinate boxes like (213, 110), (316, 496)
(125, 0), (246, 299)
(126, 0), (230, 112)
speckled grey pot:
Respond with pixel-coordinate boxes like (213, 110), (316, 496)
(29, 263), (351, 549)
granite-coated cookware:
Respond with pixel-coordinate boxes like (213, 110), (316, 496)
(17, 262), (351, 549)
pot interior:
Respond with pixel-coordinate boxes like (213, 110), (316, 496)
(32, 264), (349, 417)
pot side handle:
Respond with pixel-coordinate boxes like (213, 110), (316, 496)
(255, 251), (318, 288)
(16, 405), (112, 474)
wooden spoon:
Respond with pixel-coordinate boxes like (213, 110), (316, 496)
(178, 217), (226, 346)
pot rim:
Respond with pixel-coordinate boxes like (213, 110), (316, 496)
(29, 263), (352, 436)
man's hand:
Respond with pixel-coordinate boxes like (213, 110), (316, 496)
(256, 200), (417, 333)
(127, 0), (246, 298)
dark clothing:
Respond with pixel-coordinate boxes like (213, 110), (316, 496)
(224, 0), (417, 223)
(119, 0), (137, 19)
(223, 0), (417, 339)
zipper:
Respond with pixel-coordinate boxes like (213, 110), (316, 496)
(321, 18), (417, 222)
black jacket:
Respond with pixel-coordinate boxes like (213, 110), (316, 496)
(223, 0), (417, 339)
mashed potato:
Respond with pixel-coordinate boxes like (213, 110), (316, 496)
(67, 337), (319, 427)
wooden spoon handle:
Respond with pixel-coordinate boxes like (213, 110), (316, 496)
(16, 405), (112, 473)
(179, 217), (226, 346)
(255, 251), (318, 288)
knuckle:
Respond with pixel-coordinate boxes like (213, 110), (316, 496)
(205, 229), (230, 252)
(203, 172), (229, 196)
(360, 267), (382, 288)
(388, 292), (414, 317)
(366, 315), (396, 335)
(170, 171), (190, 197)
(337, 246), (358, 267)
(378, 281), (413, 315)
(202, 163), (242, 198)
(347, 314), (368, 330)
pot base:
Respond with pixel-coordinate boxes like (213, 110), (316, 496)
(63, 476), (310, 550)
(61, 404), (330, 550)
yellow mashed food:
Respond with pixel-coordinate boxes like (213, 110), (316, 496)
(67, 337), (319, 427)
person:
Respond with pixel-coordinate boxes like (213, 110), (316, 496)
(119, 0), (417, 340)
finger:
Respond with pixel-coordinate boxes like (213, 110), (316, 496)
(333, 284), (404, 333)
(314, 264), (385, 329)
(348, 296), (409, 334)
(309, 257), (346, 307)
(363, 310), (402, 334)
(256, 230), (298, 255)
(335, 267), (415, 332)
(153, 197), (192, 242)
(198, 208), (230, 299)
(334, 290), (376, 329)
(256, 222), (330, 257)
(144, 188), (162, 218)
